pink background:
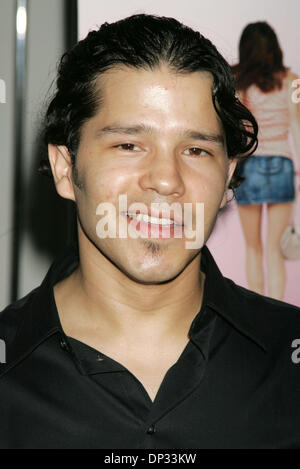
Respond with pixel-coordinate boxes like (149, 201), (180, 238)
(207, 190), (300, 306)
(78, 0), (300, 306)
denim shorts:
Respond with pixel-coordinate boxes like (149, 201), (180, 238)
(235, 155), (296, 205)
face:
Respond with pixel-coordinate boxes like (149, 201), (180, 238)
(51, 65), (237, 284)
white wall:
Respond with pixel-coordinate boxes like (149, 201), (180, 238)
(0, 0), (15, 309)
(0, 0), (71, 308)
(18, 0), (68, 299)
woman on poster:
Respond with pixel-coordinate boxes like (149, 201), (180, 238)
(233, 22), (300, 301)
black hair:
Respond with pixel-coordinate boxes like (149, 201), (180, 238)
(232, 22), (287, 92)
(40, 13), (258, 191)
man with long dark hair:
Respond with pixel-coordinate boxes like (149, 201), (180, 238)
(0, 15), (300, 449)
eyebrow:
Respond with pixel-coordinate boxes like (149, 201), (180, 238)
(96, 124), (225, 147)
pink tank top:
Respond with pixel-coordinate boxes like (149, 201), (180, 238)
(242, 77), (293, 160)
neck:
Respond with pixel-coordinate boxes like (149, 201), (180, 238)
(55, 228), (206, 344)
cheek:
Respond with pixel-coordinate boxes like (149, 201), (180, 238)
(79, 164), (137, 205)
(191, 167), (225, 203)
(189, 166), (226, 231)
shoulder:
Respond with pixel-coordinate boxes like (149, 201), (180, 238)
(286, 69), (299, 82)
(0, 288), (39, 346)
(285, 70), (299, 95)
(228, 276), (300, 320)
(225, 277), (300, 349)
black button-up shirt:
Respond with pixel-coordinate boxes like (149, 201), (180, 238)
(1, 243), (300, 449)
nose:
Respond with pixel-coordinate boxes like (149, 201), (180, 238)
(138, 150), (185, 198)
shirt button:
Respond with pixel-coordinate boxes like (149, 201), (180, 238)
(146, 425), (156, 435)
(59, 338), (69, 351)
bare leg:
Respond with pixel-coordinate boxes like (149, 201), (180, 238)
(266, 202), (294, 301)
(237, 204), (264, 295)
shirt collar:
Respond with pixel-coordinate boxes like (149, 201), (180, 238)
(198, 245), (268, 353)
(5, 242), (268, 372)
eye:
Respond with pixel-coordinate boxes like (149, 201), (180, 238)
(183, 147), (211, 157)
(115, 143), (141, 152)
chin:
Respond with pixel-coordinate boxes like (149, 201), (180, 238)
(124, 268), (181, 285)
(123, 256), (185, 285)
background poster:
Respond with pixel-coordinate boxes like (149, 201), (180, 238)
(78, 0), (300, 306)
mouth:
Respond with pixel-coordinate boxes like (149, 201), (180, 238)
(122, 211), (184, 239)
(126, 212), (182, 226)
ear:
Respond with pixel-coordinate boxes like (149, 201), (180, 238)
(48, 144), (76, 201)
(219, 158), (238, 209)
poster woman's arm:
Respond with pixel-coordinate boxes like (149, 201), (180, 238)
(288, 71), (300, 168)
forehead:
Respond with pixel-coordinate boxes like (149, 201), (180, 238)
(90, 65), (222, 135)
(98, 65), (214, 106)
(99, 63), (214, 88)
